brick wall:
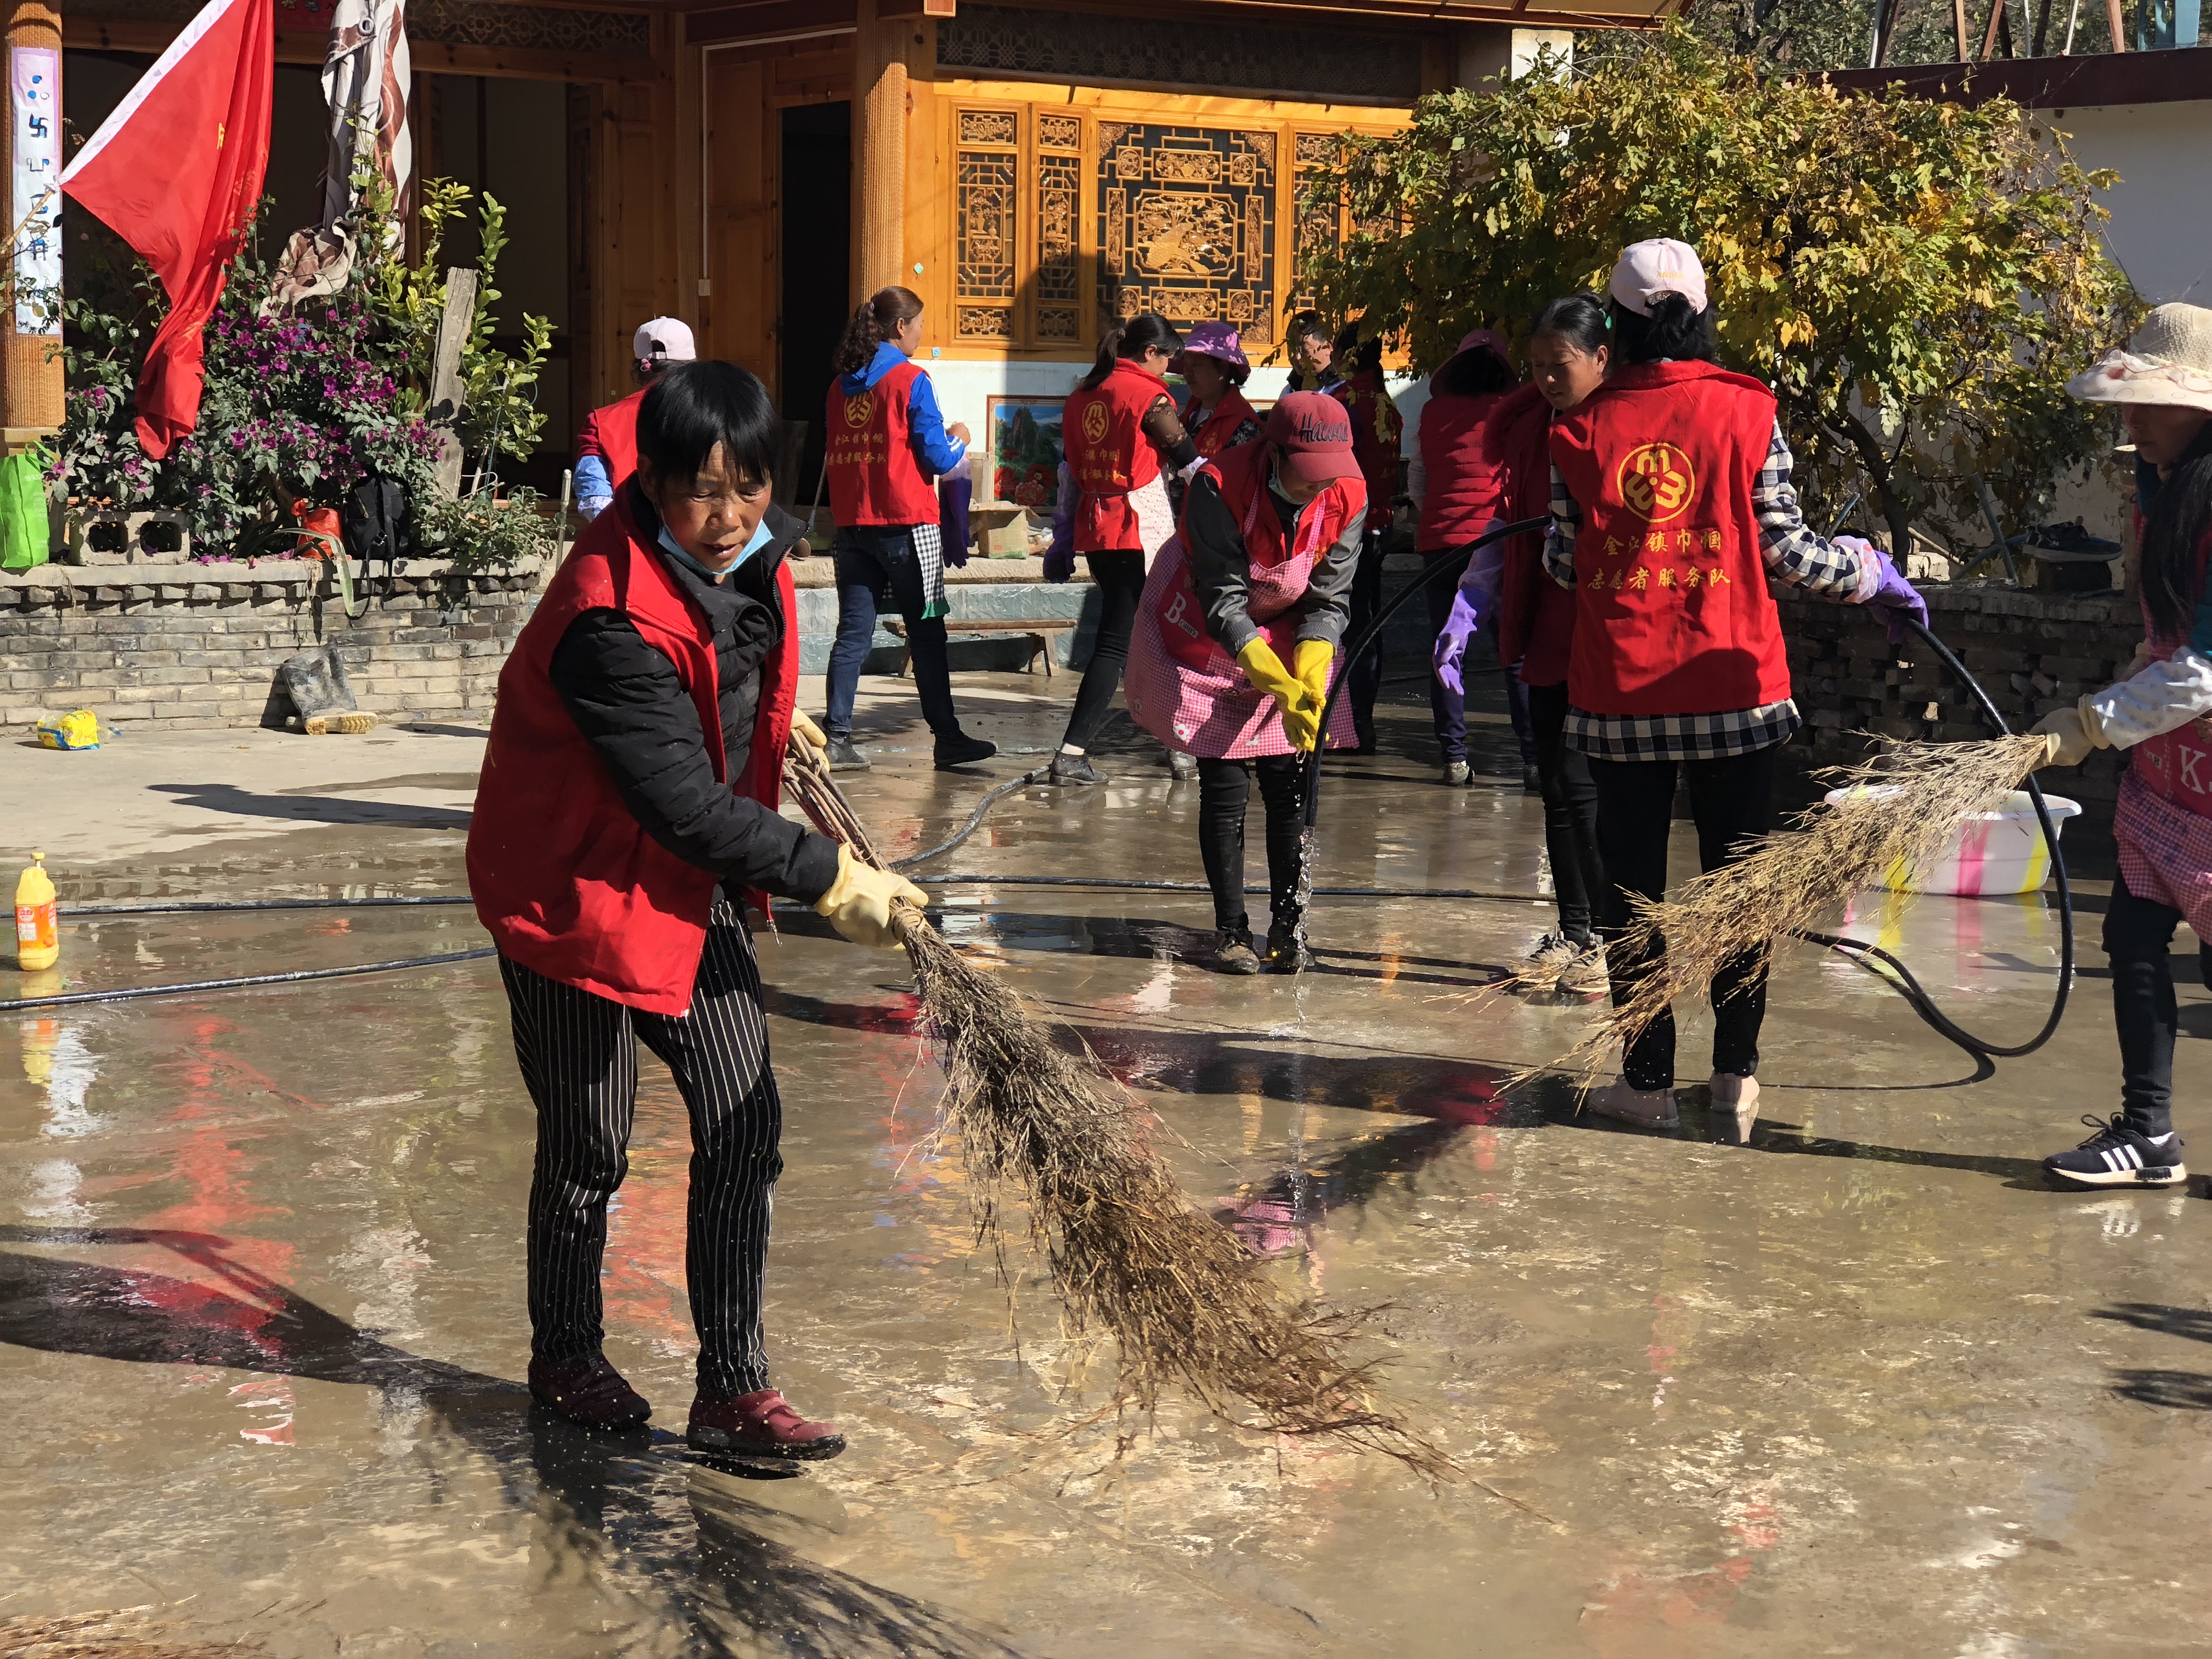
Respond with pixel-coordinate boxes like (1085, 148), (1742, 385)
(0, 558), (546, 732)
(1776, 585), (2136, 844)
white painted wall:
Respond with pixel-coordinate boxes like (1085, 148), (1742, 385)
(2050, 100), (2212, 306)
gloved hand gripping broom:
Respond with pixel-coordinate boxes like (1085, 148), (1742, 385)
(780, 728), (1448, 1473)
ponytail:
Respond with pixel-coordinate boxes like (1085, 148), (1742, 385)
(831, 285), (924, 378)
(1080, 312), (1183, 391)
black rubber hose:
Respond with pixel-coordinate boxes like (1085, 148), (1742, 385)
(71, 896), (474, 917)
(0, 948), (497, 1013)
(1303, 517), (1553, 833)
(909, 873), (1553, 902)
(891, 766), (1048, 871)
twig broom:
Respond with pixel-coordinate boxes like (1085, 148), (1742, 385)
(1541, 732), (2055, 1088)
(781, 731), (1449, 1476)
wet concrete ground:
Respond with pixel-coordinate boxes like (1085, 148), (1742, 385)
(3, 672), (2209, 1657)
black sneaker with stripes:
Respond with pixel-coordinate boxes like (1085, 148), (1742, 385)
(2044, 1114), (2188, 1189)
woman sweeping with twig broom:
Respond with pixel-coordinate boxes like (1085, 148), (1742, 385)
(1546, 241), (1927, 1140)
(2028, 302), (2212, 1189)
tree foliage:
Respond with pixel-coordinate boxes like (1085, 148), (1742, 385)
(1302, 27), (2140, 554)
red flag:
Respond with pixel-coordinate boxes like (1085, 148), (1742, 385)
(61, 0), (273, 459)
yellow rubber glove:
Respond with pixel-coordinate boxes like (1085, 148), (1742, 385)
(1280, 697), (1324, 753)
(1236, 637), (1304, 712)
(1293, 639), (1334, 706)
(790, 708), (827, 752)
(813, 844), (929, 948)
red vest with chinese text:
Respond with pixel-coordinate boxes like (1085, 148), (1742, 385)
(1187, 386), (1260, 460)
(1486, 384), (1578, 689)
(2129, 526), (2212, 820)
(1334, 367), (1401, 533)
(1065, 359), (1169, 552)
(825, 359), (939, 527)
(577, 386), (646, 486)
(1548, 359), (1790, 718)
(467, 493), (798, 1015)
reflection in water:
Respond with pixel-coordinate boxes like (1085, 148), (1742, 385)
(0, 1226), (1028, 1658)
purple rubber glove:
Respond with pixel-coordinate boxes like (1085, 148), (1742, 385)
(1431, 536), (1505, 698)
(1043, 471), (1076, 582)
(1846, 539), (1928, 644)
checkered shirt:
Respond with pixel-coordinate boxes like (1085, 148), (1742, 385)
(1544, 416), (1873, 761)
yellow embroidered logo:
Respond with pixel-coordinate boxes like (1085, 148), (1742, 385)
(1082, 400), (1110, 445)
(1616, 442), (1696, 524)
(843, 390), (874, 428)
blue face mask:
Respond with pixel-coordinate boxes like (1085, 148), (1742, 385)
(657, 514), (776, 582)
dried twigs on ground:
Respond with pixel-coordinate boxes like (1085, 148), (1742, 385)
(0, 1607), (266, 1659)
(1541, 734), (2050, 1088)
(782, 735), (1448, 1476)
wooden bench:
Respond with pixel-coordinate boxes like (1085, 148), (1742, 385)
(883, 617), (1070, 678)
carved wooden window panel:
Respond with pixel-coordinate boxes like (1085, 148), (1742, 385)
(955, 106), (1021, 343)
(1095, 123), (1276, 349)
(951, 105), (1092, 350)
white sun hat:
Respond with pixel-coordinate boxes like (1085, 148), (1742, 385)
(2067, 302), (2212, 414)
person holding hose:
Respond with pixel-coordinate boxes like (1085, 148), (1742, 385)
(1434, 298), (1612, 996)
(1547, 241), (1923, 1140)
(470, 361), (928, 1458)
(1125, 392), (1367, 973)
(819, 286), (997, 774)
(1043, 314), (1200, 785)
(2032, 302), (2212, 1189)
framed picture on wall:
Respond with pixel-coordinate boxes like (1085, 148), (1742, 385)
(984, 395), (1066, 511)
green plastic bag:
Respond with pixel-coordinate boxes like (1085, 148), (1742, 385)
(0, 450), (50, 571)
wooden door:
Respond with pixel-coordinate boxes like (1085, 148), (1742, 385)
(703, 53), (776, 391)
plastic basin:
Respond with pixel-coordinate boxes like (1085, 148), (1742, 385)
(1821, 787), (2081, 897)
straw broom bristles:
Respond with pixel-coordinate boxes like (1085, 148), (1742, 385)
(781, 735), (1449, 1476)
(1541, 733), (2051, 1089)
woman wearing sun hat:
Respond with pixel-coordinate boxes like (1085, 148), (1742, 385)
(2032, 302), (2212, 1190)
(1547, 239), (1926, 1140)
(1175, 321), (1264, 467)
(1125, 391), (1367, 974)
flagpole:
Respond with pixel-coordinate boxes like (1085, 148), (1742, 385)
(1, 0), (63, 432)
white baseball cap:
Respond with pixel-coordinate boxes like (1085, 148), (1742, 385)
(633, 318), (696, 365)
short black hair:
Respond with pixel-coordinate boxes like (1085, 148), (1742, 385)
(635, 360), (778, 489)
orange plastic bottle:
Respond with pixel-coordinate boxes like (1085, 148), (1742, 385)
(15, 852), (58, 971)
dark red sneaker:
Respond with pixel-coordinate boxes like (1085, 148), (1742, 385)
(687, 1388), (846, 1460)
(528, 1353), (650, 1428)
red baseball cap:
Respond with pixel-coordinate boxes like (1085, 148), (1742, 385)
(1265, 390), (1360, 484)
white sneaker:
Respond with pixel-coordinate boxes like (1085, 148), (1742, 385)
(1443, 760), (1471, 786)
(1709, 1073), (1760, 1144)
(1585, 1077), (1679, 1130)
(1558, 942), (1610, 996)
(1521, 930), (1579, 969)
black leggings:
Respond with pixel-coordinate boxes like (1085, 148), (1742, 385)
(2107, 874), (2210, 1137)
(1589, 745), (1779, 1090)
(1527, 682), (1605, 943)
(1061, 550), (1148, 751)
(1197, 754), (1306, 935)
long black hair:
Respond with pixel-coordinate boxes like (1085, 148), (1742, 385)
(2142, 419), (2212, 640)
(1609, 294), (1717, 366)
(1531, 293), (1611, 358)
(636, 361), (779, 490)
(1081, 312), (1181, 391)
(1431, 339), (1517, 398)
(831, 285), (923, 377)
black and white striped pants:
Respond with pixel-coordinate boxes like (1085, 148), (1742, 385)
(499, 901), (783, 1397)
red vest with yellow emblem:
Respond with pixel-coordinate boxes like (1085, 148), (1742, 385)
(1065, 359), (1169, 552)
(825, 359), (940, 527)
(467, 492), (797, 1015)
(1548, 359), (1790, 718)
(1188, 387), (1260, 460)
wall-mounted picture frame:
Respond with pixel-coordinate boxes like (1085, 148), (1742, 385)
(984, 394), (1066, 511)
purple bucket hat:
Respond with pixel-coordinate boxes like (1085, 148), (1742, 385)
(1170, 321), (1250, 376)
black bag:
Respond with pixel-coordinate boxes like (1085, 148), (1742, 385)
(341, 473), (409, 596)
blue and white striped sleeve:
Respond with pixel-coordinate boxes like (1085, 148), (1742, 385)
(1754, 420), (1872, 599)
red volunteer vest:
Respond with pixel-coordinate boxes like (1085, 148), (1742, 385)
(1187, 386), (1260, 460)
(1334, 367), (1401, 533)
(576, 386), (646, 487)
(825, 359), (940, 527)
(2130, 525), (2212, 820)
(1415, 387), (1507, 554)
(467, 493), (799, 1014)
(1065, 359), (1170, 552)
(1486, 384), (1577, 689)
(1548, 360), (1790, 718)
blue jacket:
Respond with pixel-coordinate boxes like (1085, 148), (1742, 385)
(840, 342), (967, 477)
